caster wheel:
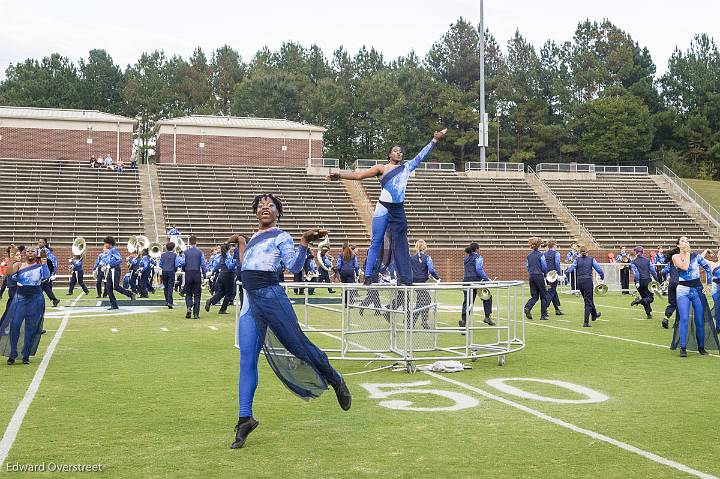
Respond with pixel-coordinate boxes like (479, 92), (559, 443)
(497, 355), (506, 366)
(406, 362), (417, 374)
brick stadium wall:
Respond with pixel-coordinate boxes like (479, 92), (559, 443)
(0, 127), (133, 161)
(156, 134), (323, 167)
(47, 247), (128, 283)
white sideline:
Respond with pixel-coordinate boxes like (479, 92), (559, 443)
(423, 371), (719, 479)
(0, 294), (83, 467)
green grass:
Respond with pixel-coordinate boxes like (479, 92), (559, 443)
(1, 287), (719, 479)
(684, 178), (720, 211)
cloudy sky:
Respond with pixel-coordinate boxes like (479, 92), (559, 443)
(0, 0), (717, 79)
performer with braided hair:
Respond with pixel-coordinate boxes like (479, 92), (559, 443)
(327, 128), (447, 285)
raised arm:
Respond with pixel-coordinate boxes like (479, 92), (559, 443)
(405, 129), (447, 173)
(326, 164), (384, 181)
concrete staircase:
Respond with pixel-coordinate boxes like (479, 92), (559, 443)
(138, 162), (166, 242)
(525, 173), (597, 247)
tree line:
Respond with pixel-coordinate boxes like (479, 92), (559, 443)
(1, 18), (718, 178)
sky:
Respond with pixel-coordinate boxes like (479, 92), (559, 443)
(0, 0), (718, 79)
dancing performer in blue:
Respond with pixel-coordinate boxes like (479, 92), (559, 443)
(667, 237), (712, 357)
(3, 248), (49, 365)
(230, 194), (351, 449)
(327, 129), (447, 285)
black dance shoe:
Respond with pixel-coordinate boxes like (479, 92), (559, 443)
(524, 308), (533, 320)
(539, 316), (549, 321)
(680, 348), (687, 358)
(662, 317), (669, 329)
(483, 316), (496, 326)
(52, 299), (61, 307)
(204, 300), (211, 312)
(555, 309), (564, 316)
(593, 312), (601, 321)
(230, 417), (259, 449)
(332, 380), (352, 411)
(630, 297), (641, 306)
(583, 321), (591, 328)
(698, 347), (708, 355)
(22, 358), (29, 365)
(218, 310), (229, 315)
(185, 309), (192, 319)
(7, 357), (15, 365)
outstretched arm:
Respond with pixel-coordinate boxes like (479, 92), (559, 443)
(326, 164), (384, 181)
(405, 129), (447, 173)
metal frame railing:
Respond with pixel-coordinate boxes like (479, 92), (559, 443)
(595, 165), (648, 174)
(354, 159), (383, 170)
(307, 157), (340, 168)
(414, 162), (455, 171)
(465, 162), (525, 172)
(527, 166), (598, 246)
(656, 165), (720, 235)
(536, 163), (595, 173)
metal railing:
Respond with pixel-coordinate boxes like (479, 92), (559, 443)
(656, 165), (720, 234)
(527, 166), (598, 246)
(465, 162), (525, 172)
(536, 163), (595, 173)
(307, 157), (339, 168)
(414, 162), (455, 171)
(354, 159), (383, 169)
(595, 165), (648, 174)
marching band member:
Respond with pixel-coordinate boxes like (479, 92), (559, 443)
(660, 259), (679, 330)
(544, 239), (563, 316)
(182, 235), (207, 319)
(37, 238), (60, 307)
(67, 254), (89, 295)
(654, 246), (667, 283)
(231, 193), (350, 449)
(616, 245), (632, 294)
(667, 237), (712, 357)
(93, 250), (106, 298)
(630, 246), (659, 319)
(168, 224), (181, 244)
(99, 236), (136, 310)
(565, 243), (579, 292)
(127, 252), (140, 293)
(205, 243), (237, 314)
(337, 244), (359, 304)
(293, 248), (317, 295)
(316, 247), (336, 293)
(525, 237), (549, 320)
(564, 245), (604, 327)
(207, 245), (222, 293)
(460, 242), (494, 327)
(160, 242), (182, 309)
(411, 240), (440, 329)
(3, 247), (49, 365)
(138, 249), (154, 298)
(327, 128), (447, 285)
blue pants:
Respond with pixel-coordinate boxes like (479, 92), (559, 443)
(238, 285), (342, 417)
(712, 284), (720, 330)
(9, 292), (45, 360)
(162, 272), (175, 305)
(525, 274), (548, 317)
(365, 201), (412, 285)
(106, 268), (134, 308)
(676, 284), (705, 349)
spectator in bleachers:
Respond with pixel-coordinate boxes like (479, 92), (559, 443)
(630, 246), (659, 319)
(89, 155), (98, 168)
(564, 244), (604, 327)
(326, 128), (447, 286)
(544, 239), (564, 316)
(525, 237), (549, 321)
(94, 156), (104, 168)
(460, 242), (494, 328)
(104, 154), (114, 170)
(37, 239), (60, 307)
(616, 246), (632, 295)
(130, 149), (137, 169)
(116, 158), (125, 173)
(67, 254), (89, 295)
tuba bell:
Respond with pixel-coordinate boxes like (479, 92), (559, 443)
(148, 242), (163, 259)
(545, 270), (558, 283)
(316, 236), (331, 273)
(127, 235), (139, 254)
(479, 287), (492, 301)
(594, 283), (609, 296)
(72, 236), (86, 257)
(648, 280), (662, 295)
(175, 236), (187, 254)
(136, 235), (150, 253)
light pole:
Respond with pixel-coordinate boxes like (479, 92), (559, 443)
(496, 112), (500, 162)
(478, 0), (487, 170)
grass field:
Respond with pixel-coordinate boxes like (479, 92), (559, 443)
(1, 285), (719, 479)
(684, 179), (720, 212)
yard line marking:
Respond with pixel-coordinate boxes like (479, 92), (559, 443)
(423, 371), (719, 479)
(95, 301), (102, 307)
(0, 294), (83, 468)
(111, 328), (119, 333)
(208, 326), (218, 331)
(554, 319), (570, 323)
(526, 322), (719, 358)
(160, 327), (169, 332)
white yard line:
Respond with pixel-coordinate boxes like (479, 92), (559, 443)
(111, 328), (119, 333)
(0, 294), (83, 467)
(423, 371), (718, 479)
(160, 327), (169, 332)
(208, 326), (218, 331)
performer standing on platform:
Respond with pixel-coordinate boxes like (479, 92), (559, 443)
(182, 236), (206, 319)
(459, 242), (494, 327)
(230, 193), (350, 449)
(168, 224), (181, 244)
(37, 238), (60, 307)
(544, 239), (563, 316)
(630, 246), (659, 319)
(525, 237), (549, 320)
(616, 246), (632, 294)
(67, 254), (89, 295)
(99, 236), (136, 310)
(3, 247), (49, 365)
(564, 245), (604, 327)
(327, 129), (447, 285)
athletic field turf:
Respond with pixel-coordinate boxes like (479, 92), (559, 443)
(1, 286), (718, 479)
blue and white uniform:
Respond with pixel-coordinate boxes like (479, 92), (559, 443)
(207, 253), (237, 313)
(565, 255), (604, 324)
(673, 253), (711, 350)
(0, 262), (49, 360)
(100, 247), (134, 308)
(525, 249), (549, 318)
(461, 251), (492, 323)
(238, 228), (342, 417)
(711, 265), (720, 331)
(544, 248), (563, 311)
(364, 141), (436, 285)
(68, 257), (89, 295)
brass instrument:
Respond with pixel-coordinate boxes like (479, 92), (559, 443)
(594, 283), (608, 296)
(545, 270), (558, 283)
(71, 236), (86, 258)
(136, 235), (150, 253)
(316, 236), (331, 273)
(479, 287), (492, 301)
(148, 242), (162, 259)
(175, 236), (187, 254)
(127, 236), (139, 254)
(648, 280), (662, 295)
(304, 270), (320, 281)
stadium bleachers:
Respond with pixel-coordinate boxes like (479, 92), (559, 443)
(543, 173), (716, 248)
(156, 164), (370, 248)
(0, 158), (143, 246)
(362, 171), (575, 248)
